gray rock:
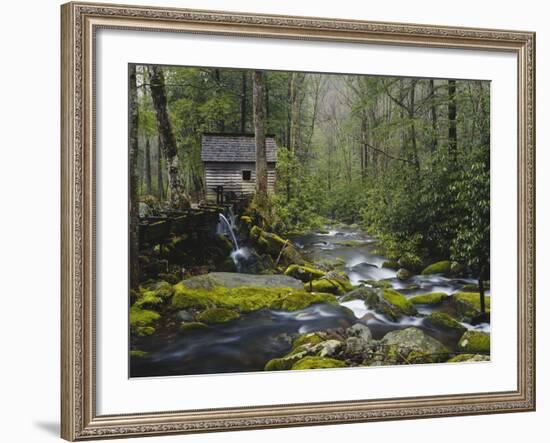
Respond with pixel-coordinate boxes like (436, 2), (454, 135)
(177, 310), (195, 321)
(314, 340), (343, 357)
(396, 268), (413, 280)
(346, 323), (372, 343)
(179, 272), (304, 290)
(380, 327), (449, 364)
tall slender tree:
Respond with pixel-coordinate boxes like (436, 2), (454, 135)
(129, 65), (140, 289)
(253, 70), (268, 209)
(144, 138), (152, 195)
(148, 65), (189, 209)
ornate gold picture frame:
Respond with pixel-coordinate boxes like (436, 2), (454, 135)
(61, 1), (535, 440)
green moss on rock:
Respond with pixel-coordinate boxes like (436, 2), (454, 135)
(292, 333), (326, 350)
(424, 312), (466, 335)
(270, 292), (337, 311)
(196, 308), (240, 324)
(447, 353), (490, 363)
(409, 292), (449, 305)
(458, 331), (490, 354)
(453, 292), (491, 318)
(421, 260), (452, 275)
(130, 306), (160, 336)
(382, 289), (417, 316)
(179, 321), (208, 332)
(284, 264), (325, 282)
(291, 356), (347, 370)
(130, 349), (148, 358)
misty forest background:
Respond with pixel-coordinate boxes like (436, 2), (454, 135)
(130, 65), (490, 285)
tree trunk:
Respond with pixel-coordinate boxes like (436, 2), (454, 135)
(361, 117), (369, 183)
(408, 81), (420, 174)
(448, 79), (457, 160)
(156, 135), (164, 201)
(478, 276), (486, 315)
(290, 72), (305, 157)
(429, 79), (438, 154)
(144, 138), (152, 195)
(129, 65), (140, 290)
(253, 71), (268, 206)
(148, 65), (189, 209)
(240, 70), (247, 133)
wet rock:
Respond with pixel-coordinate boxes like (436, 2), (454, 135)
(447, 354), (490, 363)
(421, 260), (452, 275)
(177, 310), (195, 322)
(291, 356), (347, 370)
(379, 327), (449, 364)
(457, 331), (490, 354)
(340, 286), (377, 302)
(424, 312), (467, 337)
(315, 340), (343, 357)
(396, 268), (413, 280)
(284, 264), (326, 282)
(452, 292), (491, 320)
(409, 292), (449, 305)
(346, 323), (373, 343)
(179, 272), (304, 290)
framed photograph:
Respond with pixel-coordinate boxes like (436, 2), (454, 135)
(61, 1), (536, 440)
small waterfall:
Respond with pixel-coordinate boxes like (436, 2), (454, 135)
(218, 213), (239, 251)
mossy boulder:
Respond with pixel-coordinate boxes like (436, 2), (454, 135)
(291, 356), (347, 370)
(340, 286), (377, 302)
(196, 308), (240, 324)
(380, 327), (449, 364)
(363, 279), (392, 289)
(359, 288), (417, 321)
(251, 226), (304, 265)
(382, 289), (417, 316)
(458, 331), (490, 354)
(129, 306), (160, 336)
(240, 215), (253, 225)
(453, 292), (491, 319)
(307, 278), (344, 294)
(179, 321), (208, 332)
(284, 264), (325, 282)
(292, 332), (327, 350)
(409, 292), (449, 305)
(424, 312), (466, 336)
(172, 276), (337, 313)
(396, 268), (413, 280)
(447, 353), (490, 363)
(421, 260), (452, 275)
(269, 292), (338, 311)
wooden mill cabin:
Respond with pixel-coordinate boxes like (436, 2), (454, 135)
(201, 133), (277, 202)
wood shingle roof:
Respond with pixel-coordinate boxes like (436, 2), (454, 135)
(201, 133), (277, 163)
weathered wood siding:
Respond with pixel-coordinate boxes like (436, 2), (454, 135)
(204, 162), (276, 200)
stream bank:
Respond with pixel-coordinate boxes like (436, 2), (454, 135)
(130, 221), (491, 377)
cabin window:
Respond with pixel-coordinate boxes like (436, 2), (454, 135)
(242, 170), (252, 181)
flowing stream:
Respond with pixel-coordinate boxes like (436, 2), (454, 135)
(131, 224), (490, 377)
